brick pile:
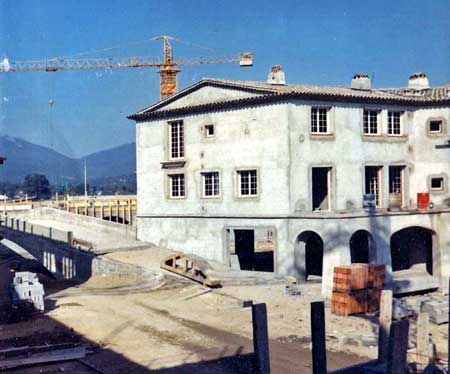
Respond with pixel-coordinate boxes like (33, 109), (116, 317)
(331, 264), (385, 316)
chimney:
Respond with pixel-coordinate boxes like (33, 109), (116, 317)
(351, 73), (371, 90)
(267, 65), (286, 85)
(408, 72), (430, 90)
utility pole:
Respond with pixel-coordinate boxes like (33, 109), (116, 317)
(84, 159), (88, 199)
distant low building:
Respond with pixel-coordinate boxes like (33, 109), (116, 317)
(129, 67), (450, 297)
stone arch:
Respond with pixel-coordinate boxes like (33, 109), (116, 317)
(349, 230), (376, 264)
(294, 231), (324, 281)
(390, 226), (436, 275)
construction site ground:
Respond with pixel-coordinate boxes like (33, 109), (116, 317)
(0, 246), (448, 373)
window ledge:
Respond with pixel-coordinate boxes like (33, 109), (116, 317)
(161, 160), (187, 169)
(310, 133), (335, 141)
(362, 134), (408, 143)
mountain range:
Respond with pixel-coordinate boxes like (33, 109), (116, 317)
(0, 136), (136, 184)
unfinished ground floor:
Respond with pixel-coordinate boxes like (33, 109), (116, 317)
(137, 210), (450, 297)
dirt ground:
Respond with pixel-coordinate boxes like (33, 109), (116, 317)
(1, 247), (449, 373)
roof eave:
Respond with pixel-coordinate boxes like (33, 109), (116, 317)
(128, 92), (450, 122)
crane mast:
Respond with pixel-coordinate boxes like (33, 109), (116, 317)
(152, 35), (181, 99)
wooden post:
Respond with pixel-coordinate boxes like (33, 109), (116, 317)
(378, 289), (393, 364)
(387, 319), (409, 374)
(311, 301), (327, 374)
(252, 303), (270, 374)
(416, 312), (430, 366)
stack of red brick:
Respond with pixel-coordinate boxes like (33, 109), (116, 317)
(331, 264), (385, 316)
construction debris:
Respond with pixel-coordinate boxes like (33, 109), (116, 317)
(160, 252), (221, 287)
(10, 271), (44, 312)
(0, 344), (90, 370)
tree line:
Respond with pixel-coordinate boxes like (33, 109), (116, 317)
(0, 173), (136, 200)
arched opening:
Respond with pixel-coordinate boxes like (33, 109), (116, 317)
(295, 231), (324, 281)
(390, 227), (434, 275)
(350, 230), (375, 264)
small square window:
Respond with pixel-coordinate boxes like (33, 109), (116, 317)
(431, 177), (444, 191)
(429, 120), (443, 133)
(204, 124), (215, 138)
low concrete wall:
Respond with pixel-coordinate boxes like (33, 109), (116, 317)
(0, 214), (72, 244)
(10, 207), (137, 240)
(0, 219), (160, 286)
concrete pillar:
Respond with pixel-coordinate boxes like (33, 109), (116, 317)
(378, 290), (393, 364)
(128, 200), (132, 225)
(293, 240), (307, 282)
(311, 301), (327, 374)
(252, 303), (270, 374)
(417, 312), (430, 366)
(387, 319), (409, 374)
(67, 231), (74, 245)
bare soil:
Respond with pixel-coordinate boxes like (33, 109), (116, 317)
(2, 247), (448, 373)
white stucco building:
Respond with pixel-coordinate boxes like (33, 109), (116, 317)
(129, 68), (450, 296)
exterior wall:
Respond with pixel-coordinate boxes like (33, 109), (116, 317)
(410, 108), (450, 206)
(137, 210), (450, 297)
(137, 102), (291, 218)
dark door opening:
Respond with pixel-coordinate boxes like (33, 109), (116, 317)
(390, 227), (434, 275)
(295, 231), (324, 280)
(350, 230), (374, 264)
(234, 229), (273, 272)
(312, 167), (331, 211)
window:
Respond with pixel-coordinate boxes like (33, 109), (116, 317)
(238, 170), (258, 197)
(388, 111), (402, 135)
(429, 120), (443, 134)
(363, 110), (379, 135)
(312, 167), (332, 211)
(169, 120), (184, 159)
(389, 166), (405, 208)
(389, 167), (402, 194)
(365, 166), (382, 207)
(202, 172), (219, 197)
(431, 177), (444, 191)
(168, 174), (185, 198)
(311, 107), (329, 134)
(204, 124), (215, 138)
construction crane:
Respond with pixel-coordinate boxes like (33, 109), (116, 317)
(0, 35), (253, 99)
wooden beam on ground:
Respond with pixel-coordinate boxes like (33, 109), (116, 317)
(311, 301), (327, 374)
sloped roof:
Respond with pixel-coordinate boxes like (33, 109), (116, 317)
(128, 78), (450, 121)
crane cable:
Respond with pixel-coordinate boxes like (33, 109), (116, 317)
(51, 35), (234, 61)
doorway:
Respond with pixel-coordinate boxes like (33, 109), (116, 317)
(233, 229), (274, 272)
(312, 167), (331, 211)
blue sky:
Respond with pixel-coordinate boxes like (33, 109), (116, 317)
(0, 0), (449, 157)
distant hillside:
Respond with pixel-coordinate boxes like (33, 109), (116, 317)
(0, 136), (136, 184)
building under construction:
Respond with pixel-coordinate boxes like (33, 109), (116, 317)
(129, 67), (450, 297)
